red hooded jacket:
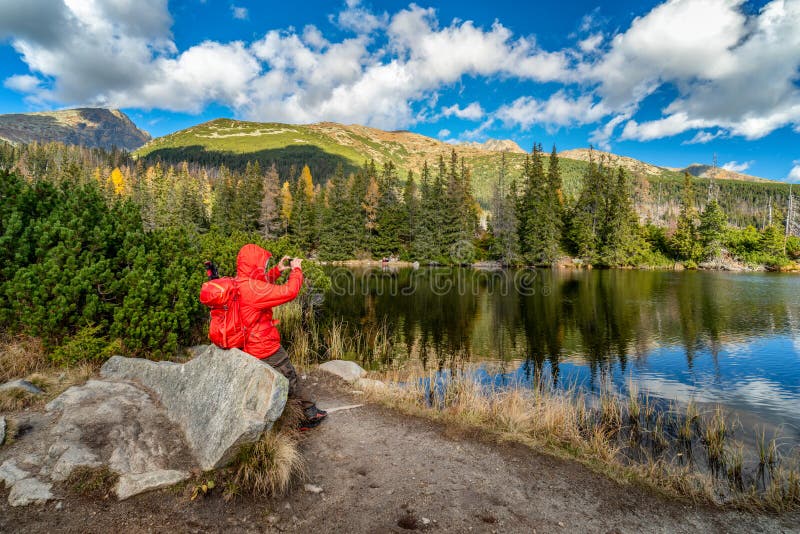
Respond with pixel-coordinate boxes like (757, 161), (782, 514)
(235, 244), (304, 359)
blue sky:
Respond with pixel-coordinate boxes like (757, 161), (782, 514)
(0, 0), (799, 181)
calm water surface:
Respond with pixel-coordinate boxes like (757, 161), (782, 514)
(322, 267), (800, 438)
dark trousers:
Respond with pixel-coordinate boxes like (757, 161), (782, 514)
(262, 346), (313, 408)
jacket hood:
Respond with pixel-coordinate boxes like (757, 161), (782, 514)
(236, 244), (272, 279)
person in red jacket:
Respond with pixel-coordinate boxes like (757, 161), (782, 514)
(236, 243), (327, 429)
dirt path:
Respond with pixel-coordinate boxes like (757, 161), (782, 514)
(2, 372), (798, 533)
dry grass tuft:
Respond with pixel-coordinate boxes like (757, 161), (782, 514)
(0, 389), (39, 411)
(65, 465), (119, 499)
(228, 399), (307, 498)
(0, 335), (48, 382)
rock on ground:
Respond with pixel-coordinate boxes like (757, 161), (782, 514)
(356, 378), (386, 390)
(44, 380), (192, 484)
(7, 478), (53, 506)
(115, 470), (191, 501)
(101, 345), (289, 470)
(0, 459), (30, 486)
(319, 360), (366, 382)
(0, 379), (43, 395)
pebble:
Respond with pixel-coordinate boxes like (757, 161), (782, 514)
(55, 501), (63, 511)
(421, 518), (431, 526)
(558, 521), (565, 527)
(304, 483), (323, 494)
(266, 514), (280, 525)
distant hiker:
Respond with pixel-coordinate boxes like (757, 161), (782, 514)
(201, 244), (327, 430)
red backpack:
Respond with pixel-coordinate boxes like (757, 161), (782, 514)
(199, 277), (246, 350)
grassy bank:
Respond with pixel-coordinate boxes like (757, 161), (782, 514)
(355, 369), (800, 513)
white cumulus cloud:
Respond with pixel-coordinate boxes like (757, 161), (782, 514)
(441, 102), (484, 120)
(4, 74), (41, 92)
(496, 91), (607, 130)
(789, 161), (800, 182)
(721, 160), (753, 172)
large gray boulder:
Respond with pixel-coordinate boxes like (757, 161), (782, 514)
(101, 346), (289, 470)
(319, 360), (367, 382)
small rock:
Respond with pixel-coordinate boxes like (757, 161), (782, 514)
(0, 459), (30, 486)
(421, 517), (431, 526)
(356, 378), (387, 390)
(303, 483), (323, 494)
(55, 501), (63, 511)
(318, 360), (366, 382)
(266, 514), (280, 525)
(558, 521), (565, 528)
(8, 478), (53, 506)
(115, 469), (190, 500)
(0, 416), (5, 445)
(0, 379), (43, 395)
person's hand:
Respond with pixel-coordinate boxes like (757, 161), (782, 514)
(290, 258), (303, 270)
(278, 255), (291, 272)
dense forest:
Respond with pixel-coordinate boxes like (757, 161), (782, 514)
(2, 140), (798, 267)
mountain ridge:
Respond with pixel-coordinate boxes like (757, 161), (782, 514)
(0, 108), (151, 151)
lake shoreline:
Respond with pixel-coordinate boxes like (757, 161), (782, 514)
(320, 257), (800, 272)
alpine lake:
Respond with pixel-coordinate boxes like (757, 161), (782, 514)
(320, 266), (800, 445)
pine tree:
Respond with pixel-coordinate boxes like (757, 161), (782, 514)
(374, 161), (405, 256)
(363, 174), (380, 256)
(413, 161), (440, 261)
(599, 167), (641, 266)
(401, 170), (417, 251)
(567, 152), (603, 262)
(490, 152), (519, 264)
(671, 173), (703, 264)
(289, 164), (317, 251)
(211, 165), (236, 233)
(318, 165), (354, 259)
(698, 199), (727, 259)
(258, 163), (282, 239)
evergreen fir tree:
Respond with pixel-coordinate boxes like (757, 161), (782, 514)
(290, 165), (316, 251)
(671, 173), (703, 263)
(490, 152), (519, 264)
(401, 170), (417, 251)
(698, 199), (727, 259)
(373, 161), (405, 256)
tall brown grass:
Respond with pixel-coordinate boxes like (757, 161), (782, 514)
(0, 335), (48, 382)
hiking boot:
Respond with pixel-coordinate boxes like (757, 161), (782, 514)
(299, 405), (327, 431)
(304, 405), (327, 420)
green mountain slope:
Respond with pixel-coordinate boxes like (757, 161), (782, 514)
(135, 118), (789, 227)
(0, 108), (151, 151)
